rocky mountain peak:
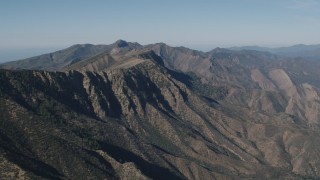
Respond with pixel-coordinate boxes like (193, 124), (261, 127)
(113, 39), (129, 47)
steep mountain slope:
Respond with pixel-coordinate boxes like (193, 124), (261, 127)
(1, 52), (320, 179)
(146, 43), (320, 126)
(1, 41), (320, 179)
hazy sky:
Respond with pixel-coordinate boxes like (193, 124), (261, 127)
(0, 0), (320, 61)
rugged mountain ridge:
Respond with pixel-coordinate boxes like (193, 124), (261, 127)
(0, 40), (142, 71)
(1, 41), (320, 179)
(144, 43), (320, 126)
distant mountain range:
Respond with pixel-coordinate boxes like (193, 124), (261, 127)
(1, 40), (320, 179)
(0, 40), (142, 71)
(229, 44), (320, 61)
(1, 41), (319, 70)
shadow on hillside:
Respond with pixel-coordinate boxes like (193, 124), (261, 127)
(0, 131), (64, 179)
(100, 143), (184, 180)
